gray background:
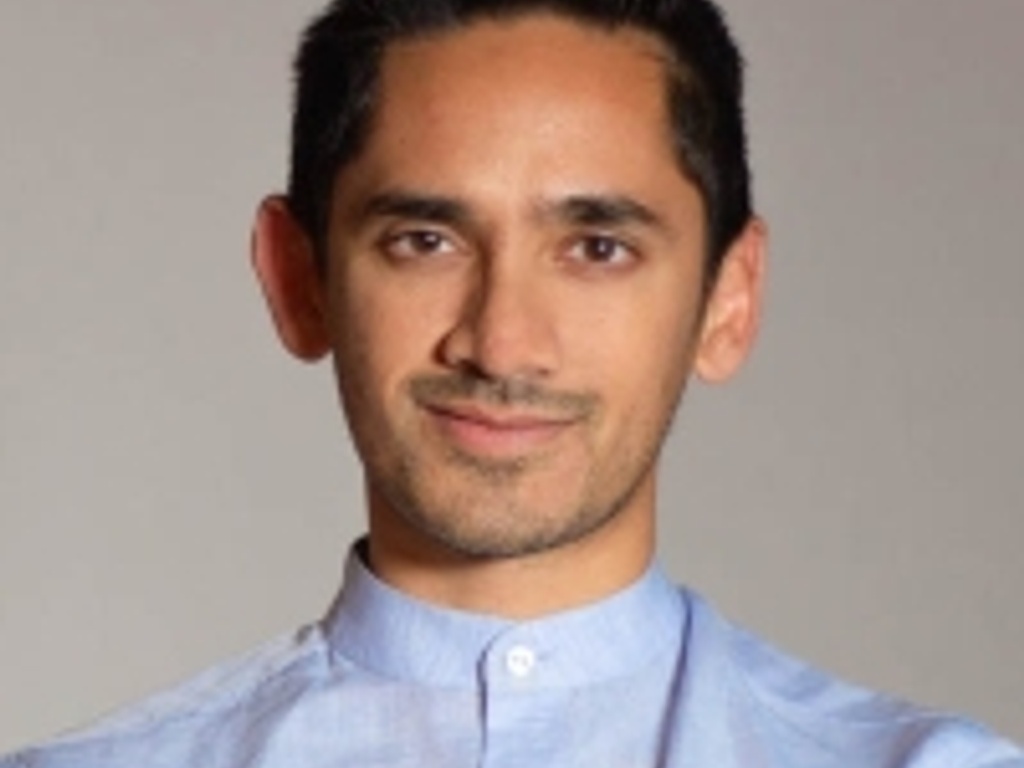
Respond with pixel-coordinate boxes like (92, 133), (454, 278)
(1, 0), (1022, 753)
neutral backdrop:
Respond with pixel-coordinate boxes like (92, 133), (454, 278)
(1, 0), (1022, 753)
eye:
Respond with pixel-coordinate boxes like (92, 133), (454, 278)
(381, 229), (457, 261)
(566, 234), (637, 267)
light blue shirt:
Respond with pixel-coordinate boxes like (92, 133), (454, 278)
(4, 546), (1021, 767)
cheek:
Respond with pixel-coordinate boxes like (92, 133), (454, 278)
(568, 285), (698, 397)
(329, 273), (456, 396)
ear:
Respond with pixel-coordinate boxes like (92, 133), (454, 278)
(250, 195), (331, 362)
(693, 217), (767, 383)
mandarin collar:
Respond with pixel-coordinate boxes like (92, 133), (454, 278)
(323, 543), (687, 690)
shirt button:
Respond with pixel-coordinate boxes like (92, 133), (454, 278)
(505, 645), (536, 678)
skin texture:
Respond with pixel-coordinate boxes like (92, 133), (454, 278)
(252, 13), (765, 617)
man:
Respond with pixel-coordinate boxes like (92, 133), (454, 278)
(3, 0), (1021, 766)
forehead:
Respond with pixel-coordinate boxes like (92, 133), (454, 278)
(382, 12), (673, 98)
(336, 13), (690, 210)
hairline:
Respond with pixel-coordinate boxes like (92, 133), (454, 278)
(300, 6), (730, 290)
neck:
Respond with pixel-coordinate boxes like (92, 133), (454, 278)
(364, 481), (656, 619)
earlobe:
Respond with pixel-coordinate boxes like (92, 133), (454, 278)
(694, 217), (767, 384)
(251, 196), (331, 362)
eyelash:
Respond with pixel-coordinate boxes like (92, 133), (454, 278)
(565, 234), (638, 267)
(376, 227), (640, 270)
(379, 229), (458, 261)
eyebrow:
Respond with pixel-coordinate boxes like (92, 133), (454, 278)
(353, 189), (670, 237)
(543, 195), (668, 234)
(358, 191), (471, 228)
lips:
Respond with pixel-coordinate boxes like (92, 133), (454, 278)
(423, 402), (575, 457)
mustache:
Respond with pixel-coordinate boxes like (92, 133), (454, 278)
(408, 372), (598, 418)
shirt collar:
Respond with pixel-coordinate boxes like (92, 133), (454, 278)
(322, 542), (687, 690)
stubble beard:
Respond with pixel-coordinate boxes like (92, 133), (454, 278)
(362, 371), (686, 562)
(381, 448), (614, 560)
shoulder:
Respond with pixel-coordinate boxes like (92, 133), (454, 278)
(678, 588), (1024, 768)
(1, 624), (332, 768)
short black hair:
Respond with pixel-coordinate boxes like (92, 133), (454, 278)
(288, 0), (752, 282)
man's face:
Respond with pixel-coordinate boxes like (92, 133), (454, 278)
(302, 13), (755, 561)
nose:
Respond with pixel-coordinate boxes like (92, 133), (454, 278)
(439, 258), (559, 381)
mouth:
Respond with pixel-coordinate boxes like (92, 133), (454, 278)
(422, 402), (576, 458)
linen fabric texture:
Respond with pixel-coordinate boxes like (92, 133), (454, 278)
(4, 546), (1021, 768)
